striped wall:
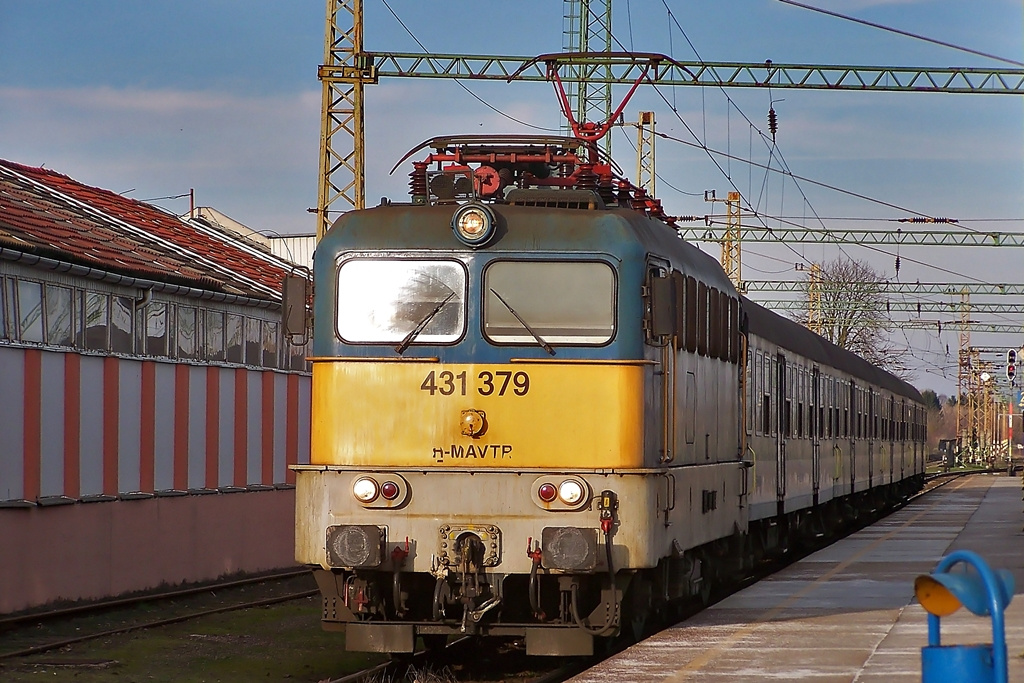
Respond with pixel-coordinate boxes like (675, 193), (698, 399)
(0, 345), (310, 503)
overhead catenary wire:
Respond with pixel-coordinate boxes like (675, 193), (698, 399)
(379, 0), (558, 132)
(776, 0), (1024, 68)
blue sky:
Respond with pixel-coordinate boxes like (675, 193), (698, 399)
(1, 0), (1021, 392)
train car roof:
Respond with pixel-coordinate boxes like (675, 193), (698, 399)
(743, 296), (923, 403)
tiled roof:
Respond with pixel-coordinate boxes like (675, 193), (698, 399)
(0, 160), (296, 301)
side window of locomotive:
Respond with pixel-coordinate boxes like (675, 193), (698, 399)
(336, 259), (467, 344)
(684, 276), (697, 353)
(708, 288), (720, 357)
(483, 260), (615, 346)
(696, 282), (708, 356)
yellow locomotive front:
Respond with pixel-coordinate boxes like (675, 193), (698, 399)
(291, 138), (743, 656)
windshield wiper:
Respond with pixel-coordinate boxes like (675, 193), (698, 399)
(489, 288), (555, 356)
(395, 291), (456, 354)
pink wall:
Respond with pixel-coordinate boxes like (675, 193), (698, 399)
(0, 345), (312, 614)
(0, 490), (298, 614)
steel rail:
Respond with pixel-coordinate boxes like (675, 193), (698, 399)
(0, 588), (318, 660)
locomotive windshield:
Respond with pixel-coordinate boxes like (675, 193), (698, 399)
(336, 258), (466, 344)
(483, 260), (615, 345)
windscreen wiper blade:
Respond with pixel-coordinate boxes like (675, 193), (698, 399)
(395, 291), (456, 354)
(489, 288), (555, 356)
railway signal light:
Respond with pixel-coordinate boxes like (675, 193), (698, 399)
(1008, 349), (1017, 382)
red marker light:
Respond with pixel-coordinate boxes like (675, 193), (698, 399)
(380, 481), (400, 500)
(538, 483), (557, 502)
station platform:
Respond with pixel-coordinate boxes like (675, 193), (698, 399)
(571, 474), (1024, 682)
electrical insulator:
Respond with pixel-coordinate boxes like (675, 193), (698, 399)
(895, 255), (901, 275)
(767, 107), (778, 141)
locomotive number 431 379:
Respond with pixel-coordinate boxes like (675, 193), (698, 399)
(420, 370), (530, 397)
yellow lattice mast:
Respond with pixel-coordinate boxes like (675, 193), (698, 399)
(636, 111), (655, 196)
(807, 262), (822, 334)
(316, 0), (373, 240)
(956, 289), (971, 456)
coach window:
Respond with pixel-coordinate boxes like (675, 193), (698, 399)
(339, 258), (468, 346)
(45, 284), (74, 347)
(752, 351), (760, 434)
(226, 313), (244, 363)
(483, 260), (615, 346)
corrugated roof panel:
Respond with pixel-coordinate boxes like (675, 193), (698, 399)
(0, 160), (296, 300)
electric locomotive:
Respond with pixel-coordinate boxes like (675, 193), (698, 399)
(288, 134), (925, 656)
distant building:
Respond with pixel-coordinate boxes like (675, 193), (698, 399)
(187, 206), (316, 272)
(0, 160), (311, 614)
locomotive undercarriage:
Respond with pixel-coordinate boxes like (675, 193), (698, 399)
(313, 564), (627, 655)
(307, 470), (926, 656)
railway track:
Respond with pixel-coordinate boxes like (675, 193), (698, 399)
(0, 569), (317, 661)
(2, 473), (993, 681)
(319, 472), (995, 683)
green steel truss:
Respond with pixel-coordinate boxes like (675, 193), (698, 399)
(679, 225), (1024, 246)
(354, 52), (1024, 94)
(744, 282), (1024, 296)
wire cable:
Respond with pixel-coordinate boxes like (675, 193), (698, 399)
(378, 0), (558, 132)
(777, 0), (1024, 68)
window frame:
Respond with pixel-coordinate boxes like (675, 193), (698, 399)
(481, 257), (618, 348)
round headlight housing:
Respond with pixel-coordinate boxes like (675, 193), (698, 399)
(558, 480), (585, 505)
(352, 476), (379, 503)
(452, 202), (496, 247)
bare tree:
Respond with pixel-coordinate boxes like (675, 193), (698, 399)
(794, 257), (911, 379)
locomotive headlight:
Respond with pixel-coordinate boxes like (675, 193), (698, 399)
(558, 480), (585, 505)
(352, 476), (379, 503)
(451, 202), (496, 247)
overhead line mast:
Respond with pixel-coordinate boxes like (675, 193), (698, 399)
(315, 1), (1024, 233)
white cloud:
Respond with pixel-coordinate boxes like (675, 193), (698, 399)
(0, 86), (322, 234)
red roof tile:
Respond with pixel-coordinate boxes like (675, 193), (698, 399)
(0, 160), (295, 301)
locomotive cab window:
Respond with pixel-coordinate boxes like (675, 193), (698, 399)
(483, 260), (615, 345)
(336, 258), (467, 345)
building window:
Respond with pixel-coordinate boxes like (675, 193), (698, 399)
(245, 317), (261, 365)
(226, 313), (244, 363)
(44, 284), (74, 347)
(0, 276), (7, 339)
(83, 291), (109, 350)
(17, 280), (44, 343)
(177, 306), (198, 359)
(145, 302), (169, 356)
(263, 320), (280, 368)
(110, 295), (134, 353)
(206, 310), (225, 361)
